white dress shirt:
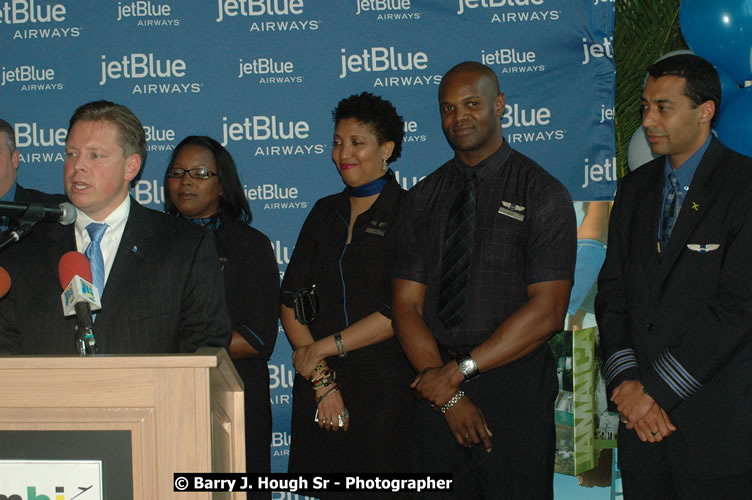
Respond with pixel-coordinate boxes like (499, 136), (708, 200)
(74, 194), (131, 290)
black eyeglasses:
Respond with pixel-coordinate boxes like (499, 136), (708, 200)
(166, 167), (218, 180)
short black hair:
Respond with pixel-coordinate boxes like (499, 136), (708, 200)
(332, 92), (404, 163)
(648, 54), (721, 119)
(441, 61), (501, 95)
(164, 136), (252, 224)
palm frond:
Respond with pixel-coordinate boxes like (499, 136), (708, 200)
(615, 0), (686, 177)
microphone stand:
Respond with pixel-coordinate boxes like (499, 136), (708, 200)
(0, 204), (45, 252)
(74, 301), (97, 356)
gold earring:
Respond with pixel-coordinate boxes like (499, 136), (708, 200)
(382, 159), (388, 172)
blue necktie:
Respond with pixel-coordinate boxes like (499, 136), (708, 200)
(661, 172), (680, 252)
(85, 222), (108, 299)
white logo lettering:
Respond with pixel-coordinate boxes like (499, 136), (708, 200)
(221, 115), (310, 145)
(216, 0), (304, 22)
(99, 54), (187, 85)
(0, 0), (66, 24)
(582, 37), (613, 65)
(481, 48), (536, 65)
(117, 1), (171, 20)
(238, 57), (294, 78)
(1, 65), (54, 85)
(457, 0), (544, 15)
(356, 0), (410, 15)
(268, 363), (295, 388)
(581, 157), (617, 189)
(14, 122), (66, 147)
(339, 46), (428, 79)
(501, 103), (550, 128)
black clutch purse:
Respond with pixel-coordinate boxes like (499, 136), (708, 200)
(293, 284), (319, 325)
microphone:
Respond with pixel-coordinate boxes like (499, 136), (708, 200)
(59, 251), (101, 355)
(0, 266), (11, 299)
(0, 200), (77, 225)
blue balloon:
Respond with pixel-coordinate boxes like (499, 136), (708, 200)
(680, 0), (752, 84)
(714, 87), (752, 157)
(715, 64), (741, 110)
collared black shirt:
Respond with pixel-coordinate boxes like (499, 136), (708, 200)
(395, 141), (576, 349)
(279, 175), (414, 475)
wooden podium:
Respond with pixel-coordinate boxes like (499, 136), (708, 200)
(0, 347), (245, 499)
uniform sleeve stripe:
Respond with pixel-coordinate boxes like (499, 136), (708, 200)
(604, 349), (639, 386)
(652, 350), (701, 400)
(663, 351), (702, 390)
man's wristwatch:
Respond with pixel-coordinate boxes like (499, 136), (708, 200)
(457, 353), (479, 381)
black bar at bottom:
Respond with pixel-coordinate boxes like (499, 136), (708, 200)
(173, 473), (453, 493)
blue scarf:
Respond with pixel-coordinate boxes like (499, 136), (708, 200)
(182, 212), (222, 230)
(349, 169), (392, 197)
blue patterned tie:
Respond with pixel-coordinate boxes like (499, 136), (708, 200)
(438, 167), (477, 329)
(85, 222), (108, 298)
(661, 172), (680, 252)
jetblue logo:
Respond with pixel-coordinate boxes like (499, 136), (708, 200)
(116, 0), (181, 26)
(582, 37), (613, 65)
(581, 156), (617, 189)
(0, 0), (67, 24)
(457, 0), (547, 15)
(117, 1), (171, 20)
(216, 0), (304, 22)
(1, 64), (62, 91)
(339, 46), (428, 79)
(81, 279), (95, 301)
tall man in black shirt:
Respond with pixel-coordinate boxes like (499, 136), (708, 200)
(393, 61), (576, 497)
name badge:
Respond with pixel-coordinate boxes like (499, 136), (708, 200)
(365, 219), (389, 236)
(498, 200), (525, 221)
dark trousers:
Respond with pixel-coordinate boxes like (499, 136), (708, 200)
(411, 363), (556, 499)
(620, 442), (752, 500)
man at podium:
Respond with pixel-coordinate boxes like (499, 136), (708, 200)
(0, 100), (230, 354)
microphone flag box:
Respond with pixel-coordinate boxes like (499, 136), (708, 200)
(61, 275), (102, 316)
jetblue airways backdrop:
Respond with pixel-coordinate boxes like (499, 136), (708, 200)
(0, 0), (615, 495)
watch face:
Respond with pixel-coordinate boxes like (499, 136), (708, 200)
(460, 358), (476, 376)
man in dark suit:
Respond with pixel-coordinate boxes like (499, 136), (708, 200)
(0, 101), (230, 354)
(596, 54), (752, 498)
(0, 118), (66, 231)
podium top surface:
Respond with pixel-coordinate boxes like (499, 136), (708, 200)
(0, 347), (230, 369)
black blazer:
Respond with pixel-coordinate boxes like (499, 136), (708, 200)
(596, 137), (752, 478)
(14, 184), (67, 204)
(0, 198), (231, 354)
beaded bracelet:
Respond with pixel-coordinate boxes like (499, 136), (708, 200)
(308, 363), (324, 382)
(312, 370), (337, 389)
(440, 390), (465, 414)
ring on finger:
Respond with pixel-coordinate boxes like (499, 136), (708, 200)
(651, 431), (658, 436)
(464, 434), (471, 440)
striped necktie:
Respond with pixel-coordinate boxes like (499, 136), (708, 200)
(85, 222), (108, 299)
(661, 172), (680, 252)
(437, 167), (477, 329)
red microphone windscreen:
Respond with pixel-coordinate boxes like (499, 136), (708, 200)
(0, 266), (11, 298)
(58, 251), (93, 289)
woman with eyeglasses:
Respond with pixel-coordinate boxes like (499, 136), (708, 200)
(164, 136), (279, 486)
(280, 93), (413, 488)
